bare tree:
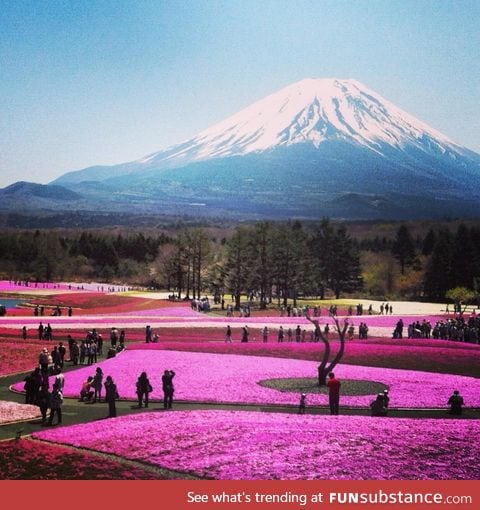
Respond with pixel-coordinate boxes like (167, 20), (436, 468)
(307, 313), (349, 386)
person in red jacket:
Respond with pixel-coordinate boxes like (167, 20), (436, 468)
(327, 372), (341, 415)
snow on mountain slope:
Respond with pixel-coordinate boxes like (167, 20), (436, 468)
(53, 78), (479, 189)
(139, 78), (465, 167)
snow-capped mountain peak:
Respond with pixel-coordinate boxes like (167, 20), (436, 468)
(140, 77), (460, 166)
(52, 77), (479, 222)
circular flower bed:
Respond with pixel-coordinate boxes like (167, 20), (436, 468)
(258, 378), (387, 395)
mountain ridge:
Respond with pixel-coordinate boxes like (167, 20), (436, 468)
(54, 78), (477, 187)
(5, 78), (480, 220)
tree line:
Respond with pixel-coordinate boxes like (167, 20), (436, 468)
(3, 220), (480, 304)
(365, 223), (480, 302)
(160, 220), (362, 307)
(0, 231), (170, 282)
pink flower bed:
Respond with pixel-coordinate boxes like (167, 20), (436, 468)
(129, 339), (480, 378)
(0, 439), (160, 479)
(0, 281), (72, 292)
(0, 342), (46, 376)
(123, 306), (203, 317)
(14, 350), (480, 408)
(0, 400), (39, 424)
(34, 410), (480, 479)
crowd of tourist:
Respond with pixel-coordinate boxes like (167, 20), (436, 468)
(390, 316), (480, 344)
(191, 297), (211, 312)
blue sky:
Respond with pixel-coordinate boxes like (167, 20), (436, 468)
(1, 0), (479, 187)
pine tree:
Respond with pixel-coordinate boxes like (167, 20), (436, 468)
(224, 228), (252, 310)
(451, 224), (474, 289)
(423, 230), (453, 300)
(422, 228), (436, 256)
(391, 225), (415, 275)
(310, 219), (362, 299)
(249, 222), (274, 309)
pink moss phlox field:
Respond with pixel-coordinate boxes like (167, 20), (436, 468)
(123, 306), (203, 317)
(34, 410), (480, 480)
(128, 339), (480, 377)
(0, 342), (47, 376)
(0, 439), (160, 479)
(0, 281), (72, 292)
(0, 400), (39, 424)
(14, 350), (480, 408)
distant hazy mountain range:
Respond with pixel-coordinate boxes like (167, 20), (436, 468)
(3, 78), (480, 220)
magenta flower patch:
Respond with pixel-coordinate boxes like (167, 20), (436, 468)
(33, 410), (480, 479)
(14, 350), (480, 408)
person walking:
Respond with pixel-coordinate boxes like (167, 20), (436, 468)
(47, 383), (63, 426)
(162, 370), (176, 409)
(54, 369), (65, 392)
(225, 325), (232, 343)
(104, 375), (119, 418)
(136, 371), (152, 408)
(298, 393), (306, 414)
(327, 372), (341, 415)
(37, 385), (50, 423)
(277, 326), (284, 343)
(23, 372), (35, 405)
(39, 348), (49, 374)
(58, 342), (66, 368)
(145, 325), (152, 343)
(295, 325), (302, 342)
(262, 326), (269, 343)
(71, 341), (80, 365)
(30, 367), (43, 402)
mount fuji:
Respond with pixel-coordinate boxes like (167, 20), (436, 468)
(10, 79), (480, 219)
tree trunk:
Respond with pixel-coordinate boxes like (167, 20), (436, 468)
(308, 316), (348, 387)
(186, 262), (191, 299)
(307, 318), (330, 386)
(318, 366), (328, 386)
(196, 246), (202, 299)
(324, 316), (349, 375)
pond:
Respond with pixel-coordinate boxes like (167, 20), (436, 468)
(0, 298), (26, 308)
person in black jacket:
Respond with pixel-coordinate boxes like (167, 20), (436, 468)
(47, 384), (63, 425)
(162, 370), (175, 409)
(104, 375), (119, 418)
(36, 385), (50, 423)
(136, 371), (152, 408)
(447, 390), (464, 415)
